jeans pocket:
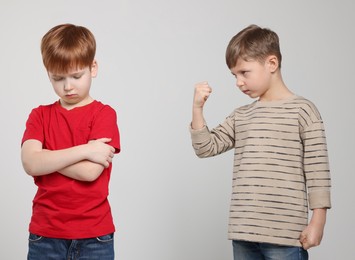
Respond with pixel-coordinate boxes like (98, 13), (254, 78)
(96, 233), (114, 243)
(28, 233), (43, 243)
(299, 246), (309, 260)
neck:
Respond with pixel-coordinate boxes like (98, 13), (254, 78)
(259, 74), (293, 102)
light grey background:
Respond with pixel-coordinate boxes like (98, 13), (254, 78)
(1, 0), (354, 259)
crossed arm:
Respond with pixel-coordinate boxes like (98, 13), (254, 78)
(21, 138), (115, 182)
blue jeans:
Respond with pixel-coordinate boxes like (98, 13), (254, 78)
(233, 240), (308, 260)
(27, 233), (114, 260)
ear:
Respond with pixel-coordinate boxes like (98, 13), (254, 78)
(266, 55), (279, 73)
(90, 59), (98, 78)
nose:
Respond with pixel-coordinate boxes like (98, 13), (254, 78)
(236, 78), (244, 88)
(63, 79), (73, 91)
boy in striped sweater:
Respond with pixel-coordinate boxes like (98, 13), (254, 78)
(190, 24), (331, 260)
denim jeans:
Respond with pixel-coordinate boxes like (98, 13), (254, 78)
(233, 240), (308, 260)
(27, 233), (114, 260)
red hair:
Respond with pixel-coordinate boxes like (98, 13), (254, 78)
(41, 24), (96, 74)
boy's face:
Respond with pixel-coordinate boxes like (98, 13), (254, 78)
(230, 57), (274, 100)
(48, 61), (98, 109)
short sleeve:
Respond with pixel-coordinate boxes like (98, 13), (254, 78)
(21, 107), (44, 146)
(90, 105), (121, 154)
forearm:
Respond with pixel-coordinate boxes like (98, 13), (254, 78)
(192, 107), (205, 130)
(58, 160), (105, 182)
(310, 208), (327, 228)
(22, 140), (91, 176)
(22, 138), (114, 177)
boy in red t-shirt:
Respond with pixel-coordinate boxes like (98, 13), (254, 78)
(21, 23), (120, 260)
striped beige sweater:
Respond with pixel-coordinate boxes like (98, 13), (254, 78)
(190, 95), (331, 247)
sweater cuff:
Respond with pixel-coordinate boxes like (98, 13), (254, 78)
(189, 124), (211, 143)
(308, 190), (331, 209)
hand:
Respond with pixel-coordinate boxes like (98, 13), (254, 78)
(299, 208), (327, 250)
(299, 222), (324, 250)
(193, 81), (212, 109)
(87, 138), (115, 168)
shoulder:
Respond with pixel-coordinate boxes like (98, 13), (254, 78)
(291, 96), (323, 121)
(91, 100), (118, 118)
(28, 101), (57, 115)
(92, 100), (116, 110)
(34, 101), (57, 110)
(291, 96), (319, 109)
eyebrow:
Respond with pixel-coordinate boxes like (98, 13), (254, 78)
(232, 65), (251, 75)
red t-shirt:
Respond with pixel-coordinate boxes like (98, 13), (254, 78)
(22, 100), (120, 239)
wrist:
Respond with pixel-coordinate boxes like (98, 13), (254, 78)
(193, 105), (204, 110)
(76, 143), (91, 160)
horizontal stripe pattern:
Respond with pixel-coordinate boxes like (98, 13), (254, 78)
(190, 96), (331, 246)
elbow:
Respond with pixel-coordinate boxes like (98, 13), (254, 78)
(82, 174), (100, 182)
(195, 151), (212, 159)
(21, 150), (43, 176)
(21, 157), (51, 177)
(23, 163), (46, 177)
(81, 165), (104, 182)
(22, 160), (39, 176)
(196, 152), (206, 159)
(193, 143), (215, 159)
(23, 166), (33, 176)
(194, 147), (215, 158)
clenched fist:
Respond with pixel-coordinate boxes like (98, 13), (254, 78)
(193, 81), (212, 109)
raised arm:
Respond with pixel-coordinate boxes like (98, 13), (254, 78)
(21, 138), (115, 180)
(190, 82), (235, 158)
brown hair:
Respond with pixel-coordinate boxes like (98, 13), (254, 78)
(41, 24), (96, 74)
(226, 24), (282, 69)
